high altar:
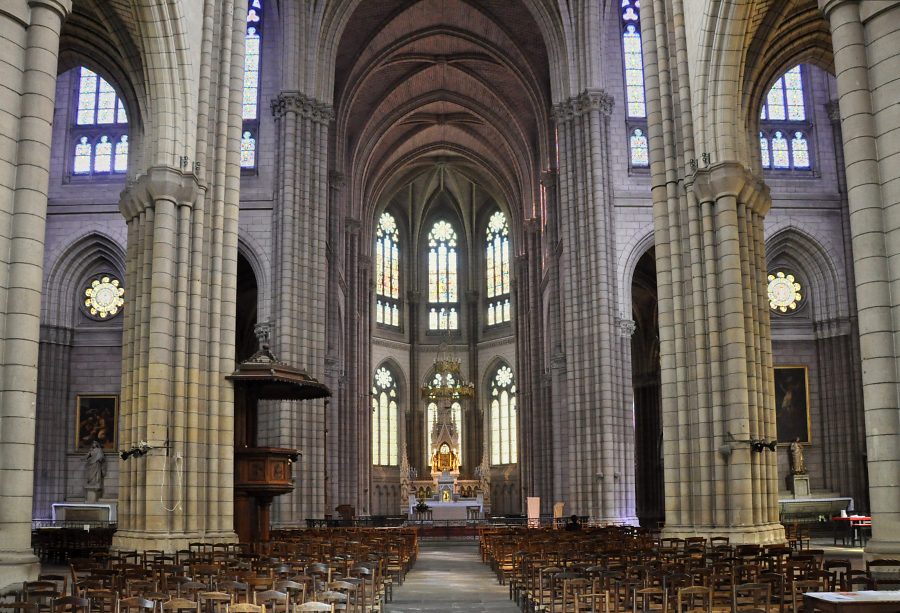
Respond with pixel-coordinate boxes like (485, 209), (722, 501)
(402, 347), (489, 519)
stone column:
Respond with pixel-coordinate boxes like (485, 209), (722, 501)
(820, 0), (900, 557)
(655, 162), (782, 543)
(115, 166), (238, 551)
(0, 0), (70, 590)
(552, 91), (636, 521)
(268, 92), (332, 522)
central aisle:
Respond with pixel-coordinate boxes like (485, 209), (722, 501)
(384, 540), (519, 612)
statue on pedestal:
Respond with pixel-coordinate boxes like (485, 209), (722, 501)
(789, 437), (807, 475)
(84, 440), (106, 501)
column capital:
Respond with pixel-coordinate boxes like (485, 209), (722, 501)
(825, 100), (841, 123)
(345, 217), (361, 234)
(688, 161), (771, 216)
(271, 91), (334, 124)
(28, 0), (71, 20)
(616, 317), (637, 338)
(552, 89), (614, 122)
(119, 166), (200, 221)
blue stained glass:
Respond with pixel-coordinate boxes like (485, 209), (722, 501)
(94, 136), (112, 172)
(240, 130), (256, 168)
(630, 128), (649, 167)
(772, 131), (789, 169)
(114, 135), (128, 172)
(760, 132), (770, 169)
(623, 25), (646, 118)
(766, 80), (786, 120)
(74, 137), (91, 174)
(242, 6), (261, 122)
(791, 131), (810, 168)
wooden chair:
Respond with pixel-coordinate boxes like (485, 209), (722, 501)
(198, 592), (232, 613)
(83, 588), (118, 613)
(162, 598), (201, 613)
(732, 583), (769, 613)
(228, 604), (264, 613)
(294, 604), (333, 613)
(50, 597), (90, 613)
(118, 597), (156, 613)
(632, 587), (667, 613)
(790, 579), (821, 613)
(675, 586), (711, 613)
(254, 590), (288, 613)
(23, 581), (61, 613)
(37, 575), (68, 598)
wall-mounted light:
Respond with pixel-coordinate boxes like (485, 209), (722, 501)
(719, 432), (777, 459)
(120, 439), (168, 460)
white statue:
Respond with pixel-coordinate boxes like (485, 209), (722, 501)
(84, 440), (106, 501)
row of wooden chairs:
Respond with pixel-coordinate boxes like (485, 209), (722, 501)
(0, 596), (337, 613)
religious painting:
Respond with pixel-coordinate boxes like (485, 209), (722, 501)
(774, 366), (810, 443)
(75, 395), (118, 451)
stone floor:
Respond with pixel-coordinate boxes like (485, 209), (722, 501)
(385, 540), (519, 613)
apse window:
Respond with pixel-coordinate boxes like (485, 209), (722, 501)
(621, 0), (648, 169)
(490, 365), (517, 465)
(371, 366), (398, 466)
(485, 211), (511, 326)
(71, 67), (128, 178)
(241, 0), (262, 170)
(427, 220), (459, 330)
(82, 274), (125, 320)
(375, 212), (401, 327)
(768, 271), (803, 313)
(759, 65), (813, 171)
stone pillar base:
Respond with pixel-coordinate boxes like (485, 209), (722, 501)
(864, 537), (900, 560)
(662, 522), (786, 545)
(0, 550), (40, 595)
(112, 530), (238, 553)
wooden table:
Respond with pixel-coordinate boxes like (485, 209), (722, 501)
(804, 591), (900, 612)
(831, 515), (872, 547)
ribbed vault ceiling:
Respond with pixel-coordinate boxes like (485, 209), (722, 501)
(333, 0), (553, 218)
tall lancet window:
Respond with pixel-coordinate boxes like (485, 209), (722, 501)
(486, 211), (511, 325)
(371, 366), (399, 466)
(621, 0), (649, 168)
(425, 400), (463, 465)
(759, 65), (812, 171)
(490, 365), (517, 465)
(241, 0), (262, 169)
(427, 220), (459, 330)
(376, 212), (400, 327)
(71, 67), (128, 177)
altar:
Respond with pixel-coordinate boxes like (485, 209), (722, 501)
(407, 494), (483, 520)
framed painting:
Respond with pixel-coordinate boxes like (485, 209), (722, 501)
(774, 366), (810, 443)
(75, 394), (118, 451)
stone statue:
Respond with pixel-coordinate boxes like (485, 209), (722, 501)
(399, 448), (411, 511)
(84, 440), (106, 501)
(789, 437), (806, 475)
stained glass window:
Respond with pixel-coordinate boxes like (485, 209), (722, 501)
(791, 132), (810, 169)
(76, 68), (128, 126)
(240, 131), (256, 168)
(490, 365), (517, 465)
(630, 128), (649, 167)
(760, 65), (813, 171)
(376, 212), (401, 326)
(371, 366), (399, 466)
(241, 0), (262, 169)
(428, 220), (459, 330)
(82, 274), (125, 320)
(768, 270), (803, 313)
(621, 0), (646, 118)
(771, 131), (789, 169)
(485, 211), (511, 325)
(71, 67), (128, 177)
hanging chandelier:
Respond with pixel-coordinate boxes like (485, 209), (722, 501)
(421, 341), (475, 400)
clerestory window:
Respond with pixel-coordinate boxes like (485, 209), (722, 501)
(71, 67), (128, 178)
